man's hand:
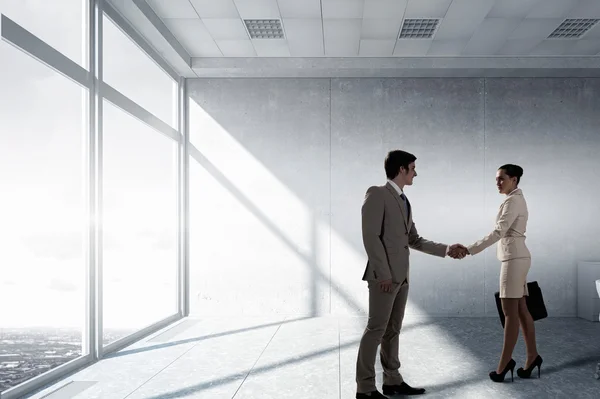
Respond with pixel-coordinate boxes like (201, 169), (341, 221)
(379, 279), (393, 292)
(448, 243), (469, 259)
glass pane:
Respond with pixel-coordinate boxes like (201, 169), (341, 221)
(102, 14), (177, 128)
(0, 0), (86, 67)
(0, 42), (87, 393)
(102, 100), (178, 345)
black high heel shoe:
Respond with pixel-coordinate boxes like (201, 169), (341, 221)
(489, 359), (516, 382)
(517, 355), (543, 378)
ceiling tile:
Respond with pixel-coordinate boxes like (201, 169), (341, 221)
(277, 0), (322, 18)
(252, 39), (291, 56)
(496, 38), (543, 55)
(359, 39), (395, 55)
(435, 0), (495, 40)
(444, 0), (495, 20)
(435, 18), (478, 40)
(323, 19), (362, 55)
(567, 0), (600, 18)
(202, 18), (249, 40)
(189, 0), (239, 18)
(322, 0), (364, 19)
(404, 0), (452, 18)
(562, 39), (600, 55)
(283, 18), (324, 56)
(215, 40), (256, 56)
(234, 0), (282, 19)
(526, 0), (579, 19)
(487, 0), (540, 19)
(361, 18), (402, 39)
(529, 39), (571, 55)
(147, 0), (198, 18)
(508, 18), (563, 39)
(585, 21), (600, 38)
(162, 18), (222, 56)
(393, 39), (432, 56)
(427, 39), (469, 56)
(462, 18), (522, 55)
(363, 0), (407, 19)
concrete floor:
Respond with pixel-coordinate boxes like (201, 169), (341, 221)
(25, 316), (600, 399)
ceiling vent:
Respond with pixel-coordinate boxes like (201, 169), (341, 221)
(244, 19), (285, 39)
(548, 19), (599, 39)
(398, 18), (440, 39)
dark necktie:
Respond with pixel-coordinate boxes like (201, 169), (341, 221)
(400, 193), (411, 219)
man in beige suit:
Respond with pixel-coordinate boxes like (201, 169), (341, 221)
(355, 150), (465, 398)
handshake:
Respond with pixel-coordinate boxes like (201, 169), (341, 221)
(448, 243), (469, 259)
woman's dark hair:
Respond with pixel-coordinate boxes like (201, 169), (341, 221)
(385, 150), (417, 179)
(499, 164), (523, 185)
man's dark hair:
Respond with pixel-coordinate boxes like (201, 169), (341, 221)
(499, 164), (524, 185)
(385, 150), (417, 180)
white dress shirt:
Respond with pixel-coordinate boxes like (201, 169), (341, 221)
(387, 179), (404, 196)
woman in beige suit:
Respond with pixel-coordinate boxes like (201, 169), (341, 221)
(465, 164), (542, 382)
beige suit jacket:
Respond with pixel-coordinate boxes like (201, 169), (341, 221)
(361, 182), (448, 283)
(467, 188), (531, 261)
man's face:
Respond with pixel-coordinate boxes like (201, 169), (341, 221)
(400, 162), (417, 185)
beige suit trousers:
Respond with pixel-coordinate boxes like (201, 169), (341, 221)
(355, 279), (409, 393)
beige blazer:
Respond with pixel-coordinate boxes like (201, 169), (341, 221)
(361, 182), (447, 283)
(467, 188), (531, 261)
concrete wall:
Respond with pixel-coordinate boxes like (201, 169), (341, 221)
(187, 78), (600, 318)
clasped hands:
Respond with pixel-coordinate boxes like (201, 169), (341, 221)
(448, 243), (469, 259)
(380, 243), (470, 292)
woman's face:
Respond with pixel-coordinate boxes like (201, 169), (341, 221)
(496, 169), (517, 194)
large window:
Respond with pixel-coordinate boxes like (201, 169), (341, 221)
(0, 41), (87, 392)
(102, 101), (178, 345)
(102, 15), (177, 128)
(1, 2), (182, 397)
(0, 0), (87, 66)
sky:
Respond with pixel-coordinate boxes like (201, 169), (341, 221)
(0, 1), (180, 329)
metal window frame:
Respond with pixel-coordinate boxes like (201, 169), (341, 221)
(100, 82), (179, 141)
(0, 14), (90, 88)
(179, 77), (190, 317)
(0, 1), (188, 397)
(87, 0), (101, 364)
(103, 0), (179, 82)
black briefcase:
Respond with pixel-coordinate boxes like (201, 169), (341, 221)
(494, 281), (548, 328)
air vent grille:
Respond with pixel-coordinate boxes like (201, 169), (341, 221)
(244, 19), (285, 39)
(399, 18), (440, 39)
(548, 19), (599, 39)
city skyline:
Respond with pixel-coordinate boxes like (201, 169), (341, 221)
(0, 327), (134, 392)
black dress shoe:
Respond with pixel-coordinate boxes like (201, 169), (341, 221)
(356, 390), (388, 398)
(382, 382), (426, 395)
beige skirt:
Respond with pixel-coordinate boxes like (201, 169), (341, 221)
(499, 258), (531, 298)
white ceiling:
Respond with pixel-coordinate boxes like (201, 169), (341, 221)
(144, 0), (600, 58)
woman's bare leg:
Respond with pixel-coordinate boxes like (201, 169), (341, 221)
(518, 296), (539, 367)
(497, 298), (520, 373)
